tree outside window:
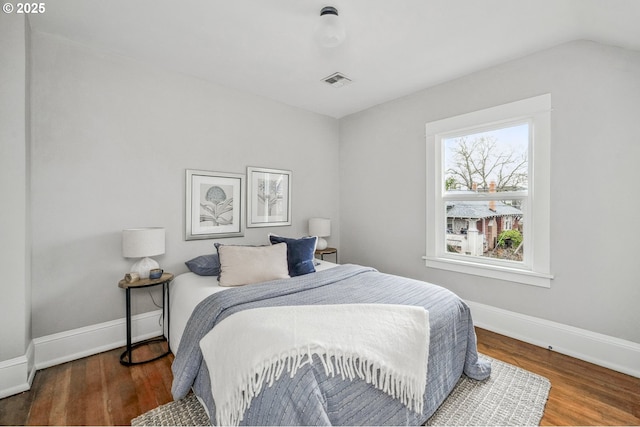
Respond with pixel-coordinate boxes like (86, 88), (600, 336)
(443, 124), (528, 262)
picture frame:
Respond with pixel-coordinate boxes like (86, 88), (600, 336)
(247, 166), (292, 228)
(185, 169), (245, 240)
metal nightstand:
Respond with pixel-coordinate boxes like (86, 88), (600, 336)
(118, 272), (173, 365)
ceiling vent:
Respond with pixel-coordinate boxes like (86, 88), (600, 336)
(322, 72), (352, 88)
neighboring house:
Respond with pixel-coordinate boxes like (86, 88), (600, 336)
(446, 199), (522, 255)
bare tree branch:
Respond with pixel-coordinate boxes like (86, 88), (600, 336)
(445, 135), (527, 191)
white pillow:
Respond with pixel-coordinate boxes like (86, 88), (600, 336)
(217, 243), (290, 287)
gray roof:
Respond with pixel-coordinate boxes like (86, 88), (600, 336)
(446, 200), (522, 219)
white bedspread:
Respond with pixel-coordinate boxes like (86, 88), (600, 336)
(199, 303), (429, 426)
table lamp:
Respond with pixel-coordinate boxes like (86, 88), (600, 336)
(122, 227), (165, 279)
(309, 218), (330, 250)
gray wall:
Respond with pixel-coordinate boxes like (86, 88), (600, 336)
(339, 40), (640, 344)
(29, 32), (340, 338)
(0, 13), (31, 362)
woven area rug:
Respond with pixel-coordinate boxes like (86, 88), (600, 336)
(132, 355), (550, 426)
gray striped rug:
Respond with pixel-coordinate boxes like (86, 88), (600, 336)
(132, 356), (550, 426)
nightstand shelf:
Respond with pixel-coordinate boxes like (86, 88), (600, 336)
(315, 247), (338, 263)
(118, 273), (173, 366)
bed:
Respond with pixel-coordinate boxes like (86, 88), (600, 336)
(170, 245), (490, 426)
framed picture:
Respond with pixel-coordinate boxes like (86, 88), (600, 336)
(247, 166), (292, 228)
(185, 169), (245, 240)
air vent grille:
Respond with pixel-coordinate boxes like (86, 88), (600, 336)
(322, 72), (352, 88)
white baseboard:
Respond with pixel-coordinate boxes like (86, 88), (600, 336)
(0, 341), (35, 399)
(34, 309), (163, 370)
(467, 300), (640, 378)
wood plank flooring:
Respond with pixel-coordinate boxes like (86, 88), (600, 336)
(475, 328), (640, 426)
(1, 329), (638, 426)
(0, 341), (174, 426)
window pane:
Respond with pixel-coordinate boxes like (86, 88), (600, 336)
(445, 199), (524, 262)
(444, 123), (529, 192)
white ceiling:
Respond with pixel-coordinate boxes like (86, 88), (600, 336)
(28, 0), (640, 118)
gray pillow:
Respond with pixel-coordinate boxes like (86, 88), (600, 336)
(185, 254), (220, 276)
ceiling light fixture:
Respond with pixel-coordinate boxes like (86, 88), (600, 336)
(315, 6), (346, 48)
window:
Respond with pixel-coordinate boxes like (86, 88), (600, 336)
(425, 94), (552, 287)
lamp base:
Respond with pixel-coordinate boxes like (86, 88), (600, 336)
(130, 257), (159, 279)
(316, 237), (328, 250)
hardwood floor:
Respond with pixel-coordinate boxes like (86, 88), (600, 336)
(0, 341), (174, 426)
(1, 329), (638, 426)
(475, 328), (640, 426)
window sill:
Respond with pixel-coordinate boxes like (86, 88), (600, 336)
(422, 256), (553, 288)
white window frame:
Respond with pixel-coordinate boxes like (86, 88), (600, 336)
(425, 94), (553, 288)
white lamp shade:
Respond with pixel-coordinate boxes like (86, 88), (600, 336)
(309, 218), (331, 237)
(122, 227), (165, 258)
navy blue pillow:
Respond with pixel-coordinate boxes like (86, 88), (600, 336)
(185, 254), (221, 276)
(268, 235), (317, 277)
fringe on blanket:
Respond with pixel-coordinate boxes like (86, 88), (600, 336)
(215, 346), (424, 427)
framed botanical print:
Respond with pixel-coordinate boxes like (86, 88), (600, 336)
(247, 166), (292, 228)
(185, 169), (245, 240)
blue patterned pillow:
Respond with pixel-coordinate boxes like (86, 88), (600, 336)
(269, 235), (317, 277)
(185, 254), (221, 276)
